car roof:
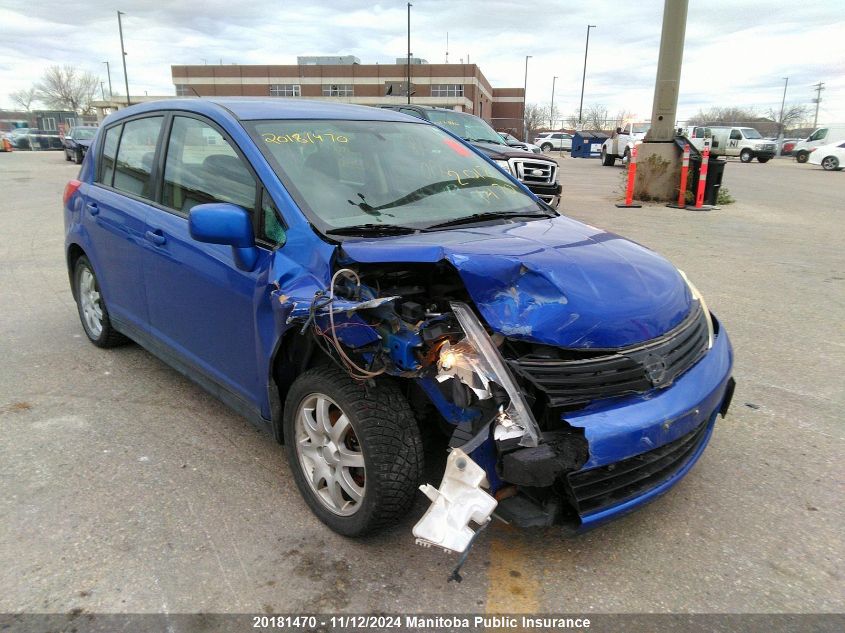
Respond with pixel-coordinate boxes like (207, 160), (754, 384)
(108, 97), (417, 123)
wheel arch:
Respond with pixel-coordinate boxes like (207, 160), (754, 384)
(66, 243), (87, 300)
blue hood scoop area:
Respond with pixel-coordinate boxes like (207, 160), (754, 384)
(341, 217), (692, 349)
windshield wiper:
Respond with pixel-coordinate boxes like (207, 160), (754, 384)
(425, 210), (554, 230)
(466, 137), (505, 145)
(325, 223), (419, 237)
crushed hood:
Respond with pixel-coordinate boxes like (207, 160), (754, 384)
(340, 216), (692, 349)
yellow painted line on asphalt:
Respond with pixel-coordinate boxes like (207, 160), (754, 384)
(485, 523), (542, 616)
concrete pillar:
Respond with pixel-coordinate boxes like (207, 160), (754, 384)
(636, 0), (689, 201)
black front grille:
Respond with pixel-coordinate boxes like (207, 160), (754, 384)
(566, 419), (710, 515)
(507, 304), (710, 407)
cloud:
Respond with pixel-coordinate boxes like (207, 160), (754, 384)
(0, 0), (842, 123)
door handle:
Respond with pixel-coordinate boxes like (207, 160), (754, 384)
(145, 230), (167, 246)
(86, 202), (99, 216)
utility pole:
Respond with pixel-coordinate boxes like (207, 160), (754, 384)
(812, 81), (825, 128)
(446, 32), (449, 64)
(117, 11), (130, 106)
(578, 25), (596, 125)
(550, 76), (557, 128)
(646, 0), (688, 142)
(777, 77), (788, 154)
(102, 61), (113, 98)
(522, 55), (532, 141)
(100, 82), (106, 101)
(407, 3), (412, 104)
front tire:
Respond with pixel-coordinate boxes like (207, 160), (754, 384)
(65, 150), (72, 162)
(795, 151), (809, 164)
(283, 366), (424, 537)
(541, 142), (553, 152)
(601, 147), (615, 166)
(73, 255), (129, 348)
(74, 149), (83, 164)
(757, 157), (770, 163)
(740, 149), (753, 163)
(821, 156), (839, 171)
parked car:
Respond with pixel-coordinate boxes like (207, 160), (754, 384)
(377, 104), (561, 207)
(63, 125), (98, 164)
(792, 125), (845, 163)
(781, 138), (800, 156)
(601, 122), (650, 165)
(807, 139), (845, 171)
(64, 98), (734, 548)
(15, 129), (64, 151)
(8, 127), (33, 148)
(709, 126), (775, 163)
(535, 132), (573, 152)
(497, 131), (541, 153)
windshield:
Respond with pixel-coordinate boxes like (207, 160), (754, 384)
(72, 128), (96, 140)
(741, 128), (763, 139)
(632, 123), (651, 134)
(425, 110), (505, 145)
(247, 120), (543, 234)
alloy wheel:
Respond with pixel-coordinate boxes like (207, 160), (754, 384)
(295, 393), (366, 516)
(78, 267), (103, 338)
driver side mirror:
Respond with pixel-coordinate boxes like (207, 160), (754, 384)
(189, 202), (259, 272)
(616, 127), (623, 134)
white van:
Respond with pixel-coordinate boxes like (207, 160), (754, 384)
(709, 126), (776, 163)
(792, 125), (845, 163)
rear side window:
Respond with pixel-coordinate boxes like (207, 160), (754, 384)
(113, 116), (164, 199)
(162, 116), (256, 214)
(98, 124), (122, 186)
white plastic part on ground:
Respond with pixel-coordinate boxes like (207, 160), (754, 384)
(412, 449), (498, 553)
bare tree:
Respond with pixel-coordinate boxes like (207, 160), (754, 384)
(766, 103), (811, 134)
(687, 106), (758, 126)
(524, 103), (547, 140)
(583, 104), (609, 130)
(9, 87), (38, 111)
(36, 65), (99, 114)
(564, 111), (581, 128)
(611, 110), (637, 129)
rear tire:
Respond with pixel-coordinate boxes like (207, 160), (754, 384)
(283, 366), (424, 537)
(757, 157), (770, 163)
(601, 147), (615, 166)
(74, 150), (83, 164)
(740, 149), (753, 163)
(73, 255), (129, 348)
(795, 151), (809, 164)
(65, 150), (72, 162)
(821, 156), (839, 171)
(541, 142), (553, 152)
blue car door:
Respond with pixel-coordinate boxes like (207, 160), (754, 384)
(83, 116), (165, 330)
(141, 114), (272, 412)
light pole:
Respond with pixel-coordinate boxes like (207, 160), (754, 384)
(522, 55), (532, 141)
(777, 77), (789, 154)
(102, 61), (113, 99)
(578, 25), (596, 125)
(406, 3), (412, 104)
(550, 76), (557, 128)
(117, 11), (130, 106)
(100, 82), (106, 101)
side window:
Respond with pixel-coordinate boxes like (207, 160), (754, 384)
(809, 128), (828, 142)
(260, 190), (286, 246)
(162, 116), (256, 214)
(730, 129), (742, 140)
(113, 116), (164, 199)
(98, 124), (122, 186)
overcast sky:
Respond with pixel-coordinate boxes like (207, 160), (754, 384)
(2, 0), (843, 124)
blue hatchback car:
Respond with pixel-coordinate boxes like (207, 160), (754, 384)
(64, 98), (734, 542)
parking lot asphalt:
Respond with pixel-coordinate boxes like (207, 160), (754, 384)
(1, 150), (843, 616)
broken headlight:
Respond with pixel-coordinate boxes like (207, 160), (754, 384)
(436, 302), (541, 447)
(679, 270), (715, 349)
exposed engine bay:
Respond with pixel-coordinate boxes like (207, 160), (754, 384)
(274, 260), (599, 558)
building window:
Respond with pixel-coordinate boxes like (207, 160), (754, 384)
(431, 84), (464, 98)
(322, 84), (354, 97)
(270, 84), (301, 97)
(175, 84), (192, 96)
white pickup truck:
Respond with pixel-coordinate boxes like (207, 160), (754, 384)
(600, 122), (650, 166)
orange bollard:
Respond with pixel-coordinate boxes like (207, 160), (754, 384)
(615, 142), (642, 208)
(677, 143), (690, 206)
(1, 137), (11, 152)
(694, 144), (711, 209)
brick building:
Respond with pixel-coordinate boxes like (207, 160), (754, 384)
(171, 59), (526, 134)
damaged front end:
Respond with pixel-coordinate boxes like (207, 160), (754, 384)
(276, 249), (734, 556)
